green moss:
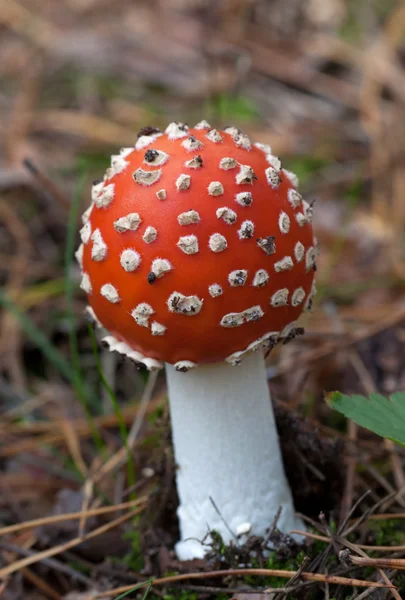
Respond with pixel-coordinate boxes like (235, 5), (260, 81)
(140, 432), (162, 450)
(162, 591), (198, 600)
(121, 526), (144, 572)
(67, 560), (91, 576)
(147, 404), (165, 425)
(367, 519), (405, 547)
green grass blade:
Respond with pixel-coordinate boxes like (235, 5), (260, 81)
(0, 289), (74, 382)
(64, 168), (87, 391)
(88, 324), (136, 496)
(64, 170), (106, 456)
(114, 578), (153, 599)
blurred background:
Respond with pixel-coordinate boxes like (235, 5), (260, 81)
(1, 1), (405, 598)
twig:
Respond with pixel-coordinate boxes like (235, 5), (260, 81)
(93, 569), (395, 598)
(291, 530), (405, 553)
(22, 158), (70, 210)
(349, 556), (405, 571)
(340, 541), (401, 600)
(209, 496), (237, 541)
(0, 541), (93, 586)
(271, 556), (310, 599)
(0, 496), (147, 537)
(261, 506), (282, 548)
(0, 506), (144, 578)
(91, 371), (160, 484)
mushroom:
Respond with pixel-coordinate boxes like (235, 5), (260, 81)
(77, 122), (317, 560)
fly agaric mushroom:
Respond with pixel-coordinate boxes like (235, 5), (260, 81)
(77, 121), (317, 560)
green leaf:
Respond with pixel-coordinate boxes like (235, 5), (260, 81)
(327, 391), (405, 447)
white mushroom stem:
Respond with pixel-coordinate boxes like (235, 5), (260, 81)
(165, 351), (305, 561)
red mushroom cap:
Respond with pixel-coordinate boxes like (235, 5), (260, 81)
(77, 122), (317, 371)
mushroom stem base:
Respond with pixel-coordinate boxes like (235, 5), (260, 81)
(165, 352), (304, 561)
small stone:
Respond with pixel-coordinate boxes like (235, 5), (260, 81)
(236, 522), (252, 536)
(142, 467), (155, 477)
